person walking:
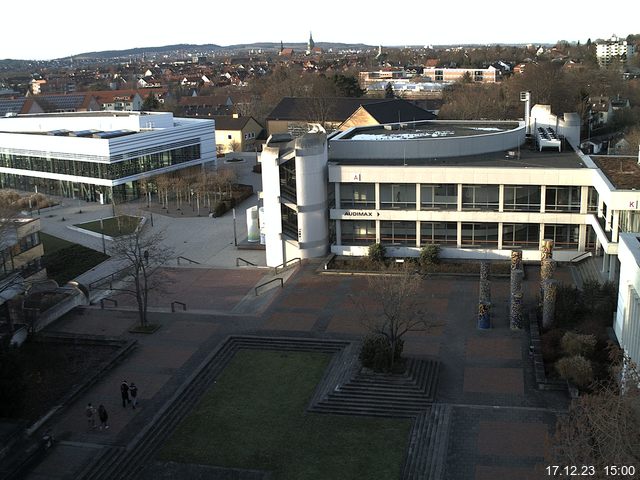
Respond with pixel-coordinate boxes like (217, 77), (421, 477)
(120, 380), (130, 408)
(85, 403), (96, 429)
(129, 382), (138, 409)
(98, 404), (109, 430)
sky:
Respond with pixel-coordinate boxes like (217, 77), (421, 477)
(2, 0), (639, 60)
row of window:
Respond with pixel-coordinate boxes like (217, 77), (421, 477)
(0, 144), (201, 181)
(339, 183), (599, 213)
(340, 221), (584, 249)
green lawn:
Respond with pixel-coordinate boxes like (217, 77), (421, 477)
(74, 215), (140, 237)
(160, 350), (411, 479)
(40, 232), (109, 284)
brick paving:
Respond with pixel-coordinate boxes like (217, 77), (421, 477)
(20, 261), (572, 480)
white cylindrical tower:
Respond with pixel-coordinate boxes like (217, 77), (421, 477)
(294, 131), (329, 259)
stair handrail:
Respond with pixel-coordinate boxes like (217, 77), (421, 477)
(255, 277), (283, 296)
(236, 257), (257, 267)
(274, 257), (301, 274)
(177, 256), (200, 265)
(570, 251), (593, 263)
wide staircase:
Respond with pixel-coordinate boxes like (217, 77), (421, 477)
(77, 335), (448, 480)
(78, 336), (348, 480)
(571, 255), (605, 288)
(309, 356), (440, 418)
(402, 404), (453, 480)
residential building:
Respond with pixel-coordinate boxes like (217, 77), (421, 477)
(0, 94), (100, 115)
(212, 115), (264, 153)
(266, 97), (435, 137)
(91, 90), (144, 111)
(596, 35), (635, 69)
(0, 111), (216, 203)
(258, 103), (637, 285)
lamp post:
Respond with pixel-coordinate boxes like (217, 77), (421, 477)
(233, 208), (237, 246)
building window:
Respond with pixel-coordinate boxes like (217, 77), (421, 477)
(420, 184), (457, 210)
(502, 224), (539, 248)
(586, 226), (598, 251)
(281, 204), (298, 240)
(461, 223), (499, 247)
(544, 224), (579, 249)
(587, 187), (598, 214)
(420, 222), (457, 245)
(340, 183), (375, 208)
(503, 185), (541, 211)
(380, 221), (416, 246)
(462, 185), (499, 211)
(341, 220), (376, 245)
(279, 159), (296, 202)
(620, 211), (640, 233)
(380, 184), (416, 210)
(545, 186), (581, 212)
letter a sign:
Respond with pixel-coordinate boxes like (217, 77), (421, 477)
(352, 173), (361, 182)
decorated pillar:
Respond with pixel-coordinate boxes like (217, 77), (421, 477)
(510, 292), (524, 330)
(542, 279), (557, 329)
(477, 302), (491, 329)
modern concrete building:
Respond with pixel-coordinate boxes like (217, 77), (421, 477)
(422, 66), (499, 83)
(0, 217), (46, 322)
(596, 35), (635, 69)
(614, 232), (640, 367)
(259, 104), (639, 280)
(0, 111), (216, 203)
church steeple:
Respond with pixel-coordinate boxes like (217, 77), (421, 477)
(306, 32), (315, 55)
(280, 40), (284, 53)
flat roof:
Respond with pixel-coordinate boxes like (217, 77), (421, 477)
(592, 156), (640, 190)
(330, 146), (586, 169)
(338, 121), (520, 140)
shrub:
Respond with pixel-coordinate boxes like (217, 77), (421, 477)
(212, 201), (228, 217)
(367, 243), (386, 263)
(359, 334), (403, 373)
(561, 331), (597, 357)
(541, 328), (565, 367)
(419, 244), (440, 267)
(555, 355), (594, 387)
(554, 283), (582, 329)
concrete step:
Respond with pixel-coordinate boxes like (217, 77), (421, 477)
(403, 403), (452, 480)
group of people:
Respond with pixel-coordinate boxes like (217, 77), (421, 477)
(84, 380), (140, 431)
(85, 403), (109, 430)
(120, 380), (139, 409)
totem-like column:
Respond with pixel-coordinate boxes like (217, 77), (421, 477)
(510, 268), (524, 330)
(479, 279), (491, 305)
(510, 249), (523, 271)
(510, 292), (524, 330)
(540, 239), (554, 260)
(541, 258), (556, 282)
(477, 302), (491, 329)
(480, 261), (490, 281)
(542, 279), (557, 329)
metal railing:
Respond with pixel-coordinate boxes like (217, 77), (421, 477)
(171, 301), (187, 312)
(177, 256), (200, 265)
(89, 266), (131, 291)
(570, 251), (593, 263)
(274, 257), (301, 274)
(236, 257), (258, 267)
(255, 278), (283, 296)
(100, 298), (118, 309)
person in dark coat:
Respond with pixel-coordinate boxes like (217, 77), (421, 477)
(120, 380), (130, 407)
(129, 382), (138, 409)
(98, 404), (109, 430)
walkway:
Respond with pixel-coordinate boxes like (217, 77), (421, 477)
(19, 261), (571, 480)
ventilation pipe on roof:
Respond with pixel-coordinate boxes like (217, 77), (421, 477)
(520, 91), (531, 135)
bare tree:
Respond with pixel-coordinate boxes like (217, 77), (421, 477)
(548, 351), (640, 473)
(110, 226), (174, 327)
(356, 266), (434, 371)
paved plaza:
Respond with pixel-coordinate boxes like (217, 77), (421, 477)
(17, 255), (571, 479)
(9, 159), (573, 479)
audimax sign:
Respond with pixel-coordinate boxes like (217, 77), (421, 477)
(343, 210), (380, 217)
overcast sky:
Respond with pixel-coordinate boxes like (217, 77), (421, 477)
(2, 0), (638, 60)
